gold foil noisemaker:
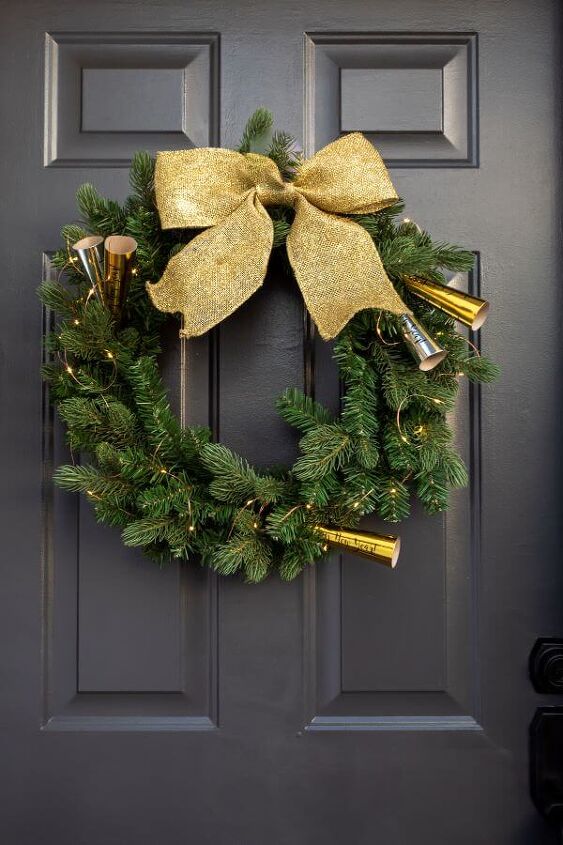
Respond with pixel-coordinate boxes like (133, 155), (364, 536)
(403, 276), (490, 331)
(147, 132), (412, 341)
(103, 235), (138, 319)
(316, 526), (400, 568)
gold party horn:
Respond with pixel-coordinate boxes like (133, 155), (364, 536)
(399, 313), (447, 372)
(103, 235), (138, 319)
(316, 526), (400, 568)
(72, 236), (104, 297)
(404, 276), (490, 331)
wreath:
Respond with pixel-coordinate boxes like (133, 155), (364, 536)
(39, 110), (498, 582)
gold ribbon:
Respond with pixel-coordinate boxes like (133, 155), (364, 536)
(147, 132), (408, 340)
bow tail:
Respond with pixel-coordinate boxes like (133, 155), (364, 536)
(286, 196), (408, 340)
(147, 193), (274, 338)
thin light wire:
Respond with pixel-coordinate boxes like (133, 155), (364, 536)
(351, 487), (375, 510)
(395, 392), (445, 445)
(57, 347), (118, 394)
(375, 312), (400, 346)
(228, 498), (258, 539)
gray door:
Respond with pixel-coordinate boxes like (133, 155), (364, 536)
(1, 1), (561, 843)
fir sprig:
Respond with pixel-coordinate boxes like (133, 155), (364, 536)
(236, 107), (273, 153)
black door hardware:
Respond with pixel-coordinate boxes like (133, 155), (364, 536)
(530, 707), (563, 826)
(530, 639), (563, 694)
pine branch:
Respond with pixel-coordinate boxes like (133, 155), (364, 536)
(122, 515), (191, 552)
(294, 425), (352, 481)
(279, 537), (323, 581)
(376, 476), (411, 522)
(266, 130), (301, 178)
(37, 281), (77, 317)
(462, 355), (500, 383)
(54, 464), (133, 498)
(57, 300), (114, 360)
(60, 224), (89, 251)
(236, 108), (273, 153)
(201, 442), (286, 505)
(126, 356), (206, 468)
(276, 388), (333, 433)
(299, 470), (341, 507)
(129, 151), (155, 206)
(76, 183), (127, 235)
(211, 526), (273, 583)
(58, 397), (139, 451)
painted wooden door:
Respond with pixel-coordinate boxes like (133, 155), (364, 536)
(0, 0), (561, 842)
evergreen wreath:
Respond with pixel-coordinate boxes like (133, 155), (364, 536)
(39, 110), (498, 582)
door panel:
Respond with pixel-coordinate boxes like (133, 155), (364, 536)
(42, 269), (217, 727)
(305, 32), (478, 166)
(1, 0), (561, 843)
(44, 32), (219, 167)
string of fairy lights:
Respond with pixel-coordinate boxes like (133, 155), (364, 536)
(48, 211), (490, 568)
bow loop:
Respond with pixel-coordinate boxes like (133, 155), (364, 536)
(148, 133), (409, 339)
(155, 148), (263, 229)
(293, 133), (399, 215)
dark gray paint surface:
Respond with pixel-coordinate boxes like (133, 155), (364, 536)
(81, 68), (185, 132)
(340, 68), (443, 132)
(0, 0), (561, 843)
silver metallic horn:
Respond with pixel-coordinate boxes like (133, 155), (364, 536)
(400, 313), (447, 372)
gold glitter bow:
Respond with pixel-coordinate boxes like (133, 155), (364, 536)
(147, 132), (408, 340)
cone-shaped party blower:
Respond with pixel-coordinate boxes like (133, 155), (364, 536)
(399, 314), (447, 372)
(72, 236), (104, 296)
(404, 276), (490, 331)
(103, 235), (138, 319)
(316, 526), (400, 568)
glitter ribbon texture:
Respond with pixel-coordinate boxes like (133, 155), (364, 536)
(147, 132), (408, 340)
